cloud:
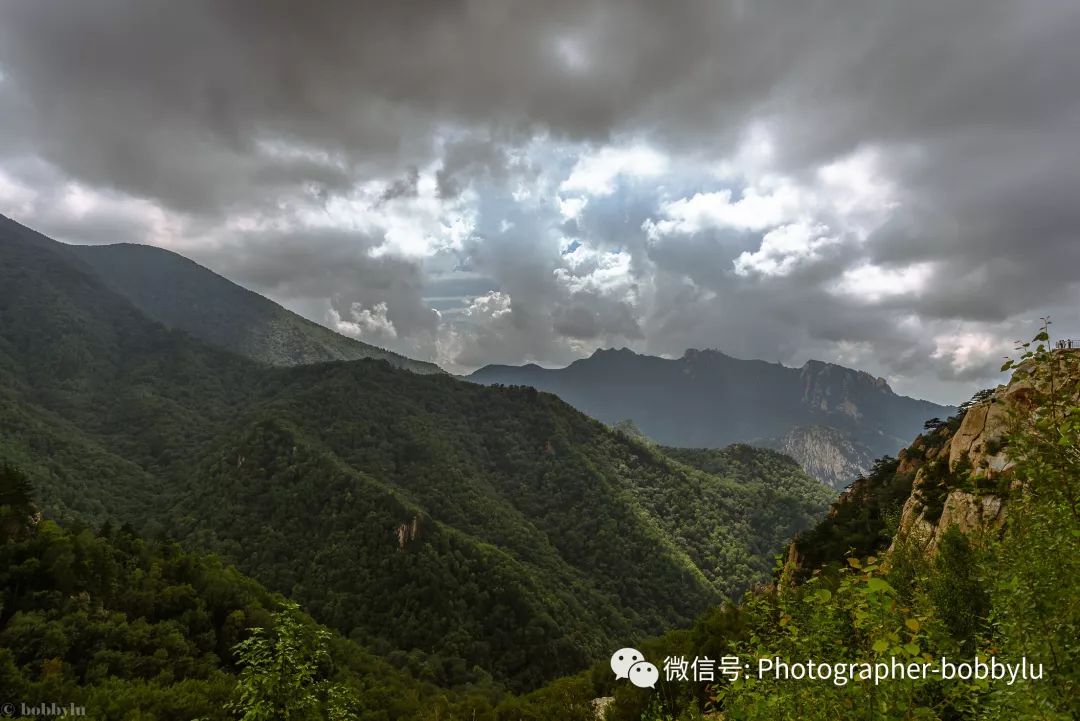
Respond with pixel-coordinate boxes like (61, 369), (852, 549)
(831, 262), (936, 303)
(646, 184), (804, 236)
(0, 161), (180, 247)
(0, 0), (1078, 402)
(380, 167), (421, 203)
(930, 330), (1015, 381)
(328, 301), (398, 342)
(732, 224), (840, 278)
(561, 144), (668, 197)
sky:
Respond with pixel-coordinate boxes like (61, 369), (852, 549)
(1, 1), (1078, 404)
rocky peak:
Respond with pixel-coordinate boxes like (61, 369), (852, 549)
(590, 346), (639, 359)
(797, 360), (890, 419)
(682, 348), (730, 361)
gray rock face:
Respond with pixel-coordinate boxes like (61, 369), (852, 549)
(763, 425), (876, 489)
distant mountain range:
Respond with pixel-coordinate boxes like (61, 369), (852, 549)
(469, 348), (955, 487)
(65, 241), (443, 374)
(41, 232), (945, 490)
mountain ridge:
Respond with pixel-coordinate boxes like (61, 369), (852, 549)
(469, 347), (954, 488)
(56, 235), (444, 374)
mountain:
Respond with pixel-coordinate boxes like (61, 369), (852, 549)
(516, 338), (1080, 721)
(468, 347), (955, 487)
(63, 241), (443, 374)
(0, 214), (831, 692)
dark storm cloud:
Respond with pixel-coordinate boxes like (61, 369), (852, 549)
(0, 0), (704, 215)
(193, 228), (383, 299)
(0, 0), (1078, 398)
(8, 0), (1071, 214)
(436, 138), (513, 200)
(380, 167), (421, 203)
(553, 298), (643, 341)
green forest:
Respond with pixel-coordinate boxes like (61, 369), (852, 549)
(0, 0), (1075, 717)
(0, 463), (505, 720)
(1, 216), (836, 715)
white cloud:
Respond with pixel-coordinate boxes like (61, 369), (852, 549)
(931, 330), (1013, 378)
(832, 262), (935, 302)
(0, 169), (36, 217)
(733, 223), (839, 277)
(712, 123), (777, 180)
(298, 164), (476, 258)
(0, 168), (183, 249)
(645, 182), (806, 237)
(561, 144), (669, 196)
(555, 245), (636, 299)
(328, 301), (398, 340)
(646, 144), (897, 239)
(558, 195), (588, 220)
(643, 140), (899, 291)
(816, 148), (900, 233)
(464, 290), (514, 321)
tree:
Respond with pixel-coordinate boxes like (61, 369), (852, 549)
(0, 463), (36, 541)
(229, 601), (359, 720)
(0, 464), (34, 508)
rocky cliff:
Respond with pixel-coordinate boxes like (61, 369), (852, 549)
(892, 353), (1076, 555)
(761, 425), (875, 488)
(788, 350), (1080, 575)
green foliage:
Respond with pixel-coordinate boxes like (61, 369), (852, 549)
(230, 602), (359, 720)
(0, 463), (36, 540)
(791, 456), (911, 575)
(982, 318), (1080, 718)
(612, 419), (653, 445)
(0, 463), (33, 508)
(925, 527), (989, 652)
(0, 472), (507, 720)
(660, 445), (836, 583)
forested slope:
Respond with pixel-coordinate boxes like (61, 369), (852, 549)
(516, 332), (1080, 720)
(0, 465), (504, 720)
(0, 216), (830, 691)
